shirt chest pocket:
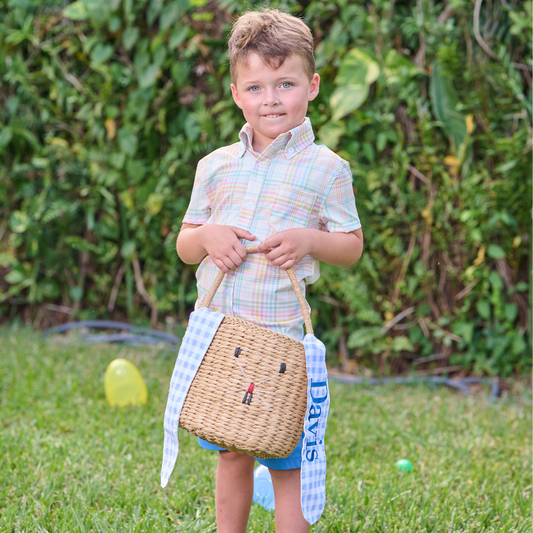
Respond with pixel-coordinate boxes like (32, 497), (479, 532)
(268, 186), (317, 233)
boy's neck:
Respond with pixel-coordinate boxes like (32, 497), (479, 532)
(251, 129), (276, 154)
(249, 118), (307, 154)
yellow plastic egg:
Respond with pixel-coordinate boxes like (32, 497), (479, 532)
(104, 358), (148, 406)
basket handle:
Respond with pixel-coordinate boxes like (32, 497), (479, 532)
(199, 245), (313, 335)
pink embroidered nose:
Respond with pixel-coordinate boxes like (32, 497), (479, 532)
(248, 383), (255, 394)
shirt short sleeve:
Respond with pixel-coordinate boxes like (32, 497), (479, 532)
(182, 158), (211, 225)
(320, 161), (361, 233)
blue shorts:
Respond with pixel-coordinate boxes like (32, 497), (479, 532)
(198, 432), (304, 471)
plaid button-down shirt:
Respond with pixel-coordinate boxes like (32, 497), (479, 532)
(183, 118), (361, 338)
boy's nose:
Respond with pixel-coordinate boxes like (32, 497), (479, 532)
(263, 89), (280, 106)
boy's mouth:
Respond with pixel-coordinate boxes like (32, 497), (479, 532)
(264, 113), (285, 118)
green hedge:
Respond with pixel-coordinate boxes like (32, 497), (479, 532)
(1, 0), (531, 376)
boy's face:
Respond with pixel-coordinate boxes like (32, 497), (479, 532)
(230, 52), (320, 153)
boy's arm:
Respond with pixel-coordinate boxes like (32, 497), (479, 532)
(177, 223), (256, 273)
(257, 227), (363, 270)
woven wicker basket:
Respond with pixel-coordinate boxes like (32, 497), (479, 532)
(179, 246), (311, 459)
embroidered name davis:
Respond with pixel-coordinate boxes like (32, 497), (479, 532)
(305, 378), (328, 462)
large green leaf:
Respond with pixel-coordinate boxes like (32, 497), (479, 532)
(122, 28), (140, 51)
(171, 61), (191, 86)
(452, 322), (474, 345)
(330, 84), (369, 122)
(91, 43), (114, 64)
(0, 127), (13, 148)
(64, 236), (102, 254)
(476, 300), (491, 320)
(160, 2), (181, 31)
(9, 210), (29, 233)
(347, 326), (381, 349)
(169, 26), (189, 49)
(487, 244), (506, 259)
(336, 48), (380, 86)
(384, 49), (421, 82)
(331, 47), (379, 121)
(63, 0), (111, 21)
(429, 62), (467, 151)
(117, 128), (138, 156)
(138, 64), (160, 89)
(5, 270), (27, 284)
(389, 336), (414, 352)
(62, 1), (89, 20)
(121, 240), (137, 260)
(317, 122), (346, 149)
(146, 193), (165, 215)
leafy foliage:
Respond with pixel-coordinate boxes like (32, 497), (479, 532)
(0, 0), (531, 376)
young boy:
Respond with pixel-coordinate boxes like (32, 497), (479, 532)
(176, 8), (363, 533)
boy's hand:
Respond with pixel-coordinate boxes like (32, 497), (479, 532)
(201, 225), (256, 273)
(258, 228), (313, 270)
(258, 227), (363, 269)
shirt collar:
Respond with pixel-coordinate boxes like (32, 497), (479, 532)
(237, 117), (315, 160)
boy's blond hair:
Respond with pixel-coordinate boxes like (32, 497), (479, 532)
(228, 8), (315, 83)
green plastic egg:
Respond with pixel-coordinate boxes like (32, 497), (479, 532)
(395, 459), (413, 473)
(104, 358), (148, 406)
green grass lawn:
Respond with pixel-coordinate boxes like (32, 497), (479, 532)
(1, 328), (531, 532)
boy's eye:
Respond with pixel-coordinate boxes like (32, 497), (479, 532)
(280, 82), (292, 89)
(247, 85), (260, 92)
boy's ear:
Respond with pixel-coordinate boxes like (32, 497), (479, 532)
(308, 73), (320, 102)
(231, 83), (244, 110)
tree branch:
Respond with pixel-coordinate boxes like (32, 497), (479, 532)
(474, 0), (498, 59)
(107, 263), (125, 313)
(132, 258), (158, 326)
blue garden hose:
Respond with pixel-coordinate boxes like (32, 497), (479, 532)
(330, 374), (500, 399)
(42, 320), (180, 347)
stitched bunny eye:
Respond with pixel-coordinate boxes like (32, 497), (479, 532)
(279, 363), (286, 373)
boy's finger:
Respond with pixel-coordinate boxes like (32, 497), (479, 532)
(213, 258), (231, 273)
(236, 245), (248, 261)
(258, 234), (280, 251)
(229, 248), (246, 265)
(231, 227), (256, 241)
(213, 252), (239, 272)
(278, 259), (294, 270)
(265, 247), (284, 263)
